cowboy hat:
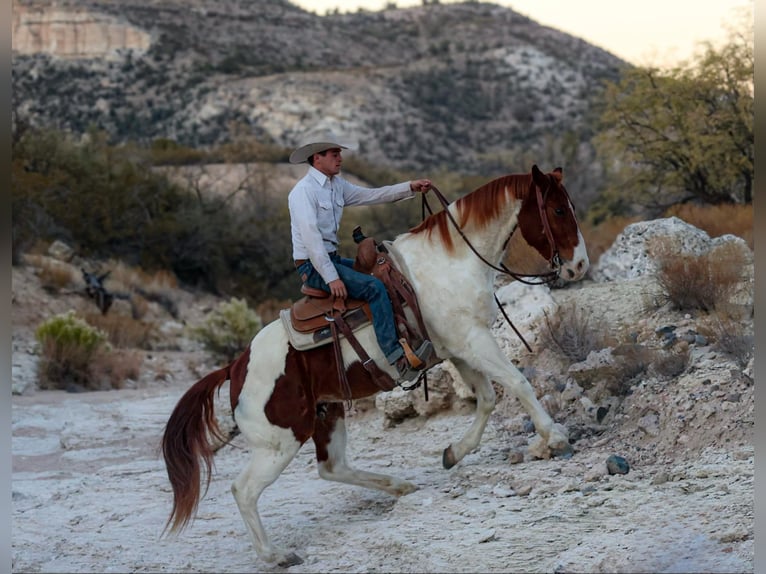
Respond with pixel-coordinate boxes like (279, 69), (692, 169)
(288, 129), (353, 164)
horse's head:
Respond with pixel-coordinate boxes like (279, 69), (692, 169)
(517, 165), (589, 282)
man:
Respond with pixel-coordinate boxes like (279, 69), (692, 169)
(288, 130), (433, 382)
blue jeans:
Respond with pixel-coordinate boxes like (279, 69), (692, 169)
(296, 254), (404, 363)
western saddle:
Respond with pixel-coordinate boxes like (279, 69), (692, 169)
(289, 230), (435, 397)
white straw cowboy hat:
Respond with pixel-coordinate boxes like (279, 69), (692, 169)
(288, 129), (355, 164)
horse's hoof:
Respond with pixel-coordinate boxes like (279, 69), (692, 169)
(548, 423), (572, 457)
(277, 552), (304, 568)
(442, 446), (457, 469)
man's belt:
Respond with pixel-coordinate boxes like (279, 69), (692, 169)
(295, 251), (336, 267)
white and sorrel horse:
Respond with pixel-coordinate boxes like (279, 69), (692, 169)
(161, 164), (589, 566)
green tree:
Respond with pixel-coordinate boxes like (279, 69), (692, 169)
(594, 12), (753, 216)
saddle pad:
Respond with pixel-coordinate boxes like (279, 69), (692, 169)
(280, 307), (376, 352)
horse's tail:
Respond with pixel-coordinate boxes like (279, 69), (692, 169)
(161, 363), (232, 535)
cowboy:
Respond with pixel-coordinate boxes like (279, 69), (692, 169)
(287, 129), (433, 382)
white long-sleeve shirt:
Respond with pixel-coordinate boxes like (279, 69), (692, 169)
(288, 166), (414, 284)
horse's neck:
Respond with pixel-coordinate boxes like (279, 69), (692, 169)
(393, 194), (522, 286)
(444, 198), (522, 270)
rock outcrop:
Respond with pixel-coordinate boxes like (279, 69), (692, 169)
(592, 216), (753, 283)
(13, 5), (151, 60)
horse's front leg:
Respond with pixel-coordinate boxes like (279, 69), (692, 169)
(442, 357), (496, 469)
(449, 328), (571, 464)
(313, 402), (418, 496)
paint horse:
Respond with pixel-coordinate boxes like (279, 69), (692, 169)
(161, 165), (589, 567)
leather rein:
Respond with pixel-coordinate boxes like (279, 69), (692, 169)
(420, 177), (569, 353)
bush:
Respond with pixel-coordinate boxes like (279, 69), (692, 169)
(649, 346), (691, 380)
(651, 237), (746, 312)
(35, 311), (108, 390)
(699, 313), (754, 368)
(82, 310), (156, 349)
(192, 297), (263, 362)
(36, 258), (77, 292)
(540, 301), (613, 363)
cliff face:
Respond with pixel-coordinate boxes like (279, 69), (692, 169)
(13, 4), (151, 60)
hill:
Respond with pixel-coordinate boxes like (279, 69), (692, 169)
(12, 0), (627, 200)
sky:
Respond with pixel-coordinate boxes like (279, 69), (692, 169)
(290, 0), (752, 68)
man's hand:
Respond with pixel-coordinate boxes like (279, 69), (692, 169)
(327, 279), (347, 299)
(410, 179), (432, 193)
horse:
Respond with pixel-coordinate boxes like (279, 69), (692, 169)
(161, 164), (589, 567)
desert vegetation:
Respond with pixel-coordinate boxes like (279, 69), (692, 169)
(191, 297), (263, 363)
(34, 310), (143, 391)
(649, 236), (748, 313)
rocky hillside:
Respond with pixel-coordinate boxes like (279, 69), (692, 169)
(12, 0), (626, 186)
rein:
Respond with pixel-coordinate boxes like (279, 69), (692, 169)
(420, 181), (565, 353)
(422, 184), (562, 285)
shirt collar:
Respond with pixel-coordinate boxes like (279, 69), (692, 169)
(308, 165), (334, 188)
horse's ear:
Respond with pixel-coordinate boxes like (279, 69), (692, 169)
(531, 164), (546, 186)
(552, 167), (563, 181)
(531, 164), (541, 177)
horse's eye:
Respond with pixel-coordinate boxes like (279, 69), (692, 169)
(554, 207), (566, 216)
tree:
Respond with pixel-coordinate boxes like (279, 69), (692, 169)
(594, 10), (753, 216)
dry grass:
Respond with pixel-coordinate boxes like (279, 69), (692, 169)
(698, 313), (754, 368)
(650, 237), (747, 313)
(108, 260), (179, 292)
(89, 349), (144, 389)
(539, 301), (614, 364)
(37, 338), (98, 390)
(504, 231), (551, 276)
(102, 260), (180, 318)
(37, 260), (78, 292)
(256, 298), (294, 324)
(649, 346), (692, 380)
(37, 338), (143, 391)
(666, 203), (753, 249)
(82, 310), (156, 349)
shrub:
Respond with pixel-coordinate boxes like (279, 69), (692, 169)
(36, 259), (77, 292)
(649, 346), (691, 380)
(89, 349), (144, 389)
(192, 297), (263, 362)
(82, 310), (156, 349)
(651, 237), (746, 312)
(35, 311), (109, 390)
(699, 313), (754, 368)
(540, 301), (613, 363)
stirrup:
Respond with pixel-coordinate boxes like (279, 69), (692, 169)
(399, 338), (433, 370)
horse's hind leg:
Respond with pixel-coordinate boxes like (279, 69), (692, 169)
(313, 402), (418, 496)
(231, 435), (304, 567)
(442, 358), (496, 469)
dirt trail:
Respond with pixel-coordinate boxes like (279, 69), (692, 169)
(12, 379), (753, 573)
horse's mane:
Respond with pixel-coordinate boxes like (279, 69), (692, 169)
(409, 173), (531, 252)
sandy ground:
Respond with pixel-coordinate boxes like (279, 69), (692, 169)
(12, 376), (753, 573)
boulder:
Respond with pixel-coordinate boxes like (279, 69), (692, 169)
(591, 217), (752, 283)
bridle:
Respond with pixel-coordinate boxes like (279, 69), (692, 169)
(420, 174), (574, 353)
(422, 175), (571, 285)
